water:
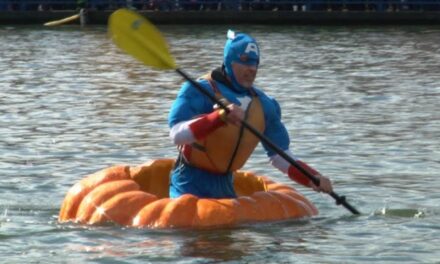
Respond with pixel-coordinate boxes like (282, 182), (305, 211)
(1, 23), (439, 263)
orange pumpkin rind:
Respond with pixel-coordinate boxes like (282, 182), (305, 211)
(59, 159), (318, 228)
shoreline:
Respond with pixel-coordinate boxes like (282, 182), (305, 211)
(1, 10), (440, 25)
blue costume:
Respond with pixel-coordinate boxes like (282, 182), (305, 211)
(168, 31), (292, 199)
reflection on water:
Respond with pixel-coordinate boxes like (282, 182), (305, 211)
(374, 208), (425, 218)
(178, 229), (248, 261)
(1, 24), (440, 263)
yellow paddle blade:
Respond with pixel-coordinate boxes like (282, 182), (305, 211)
(108, 9), (177, 70)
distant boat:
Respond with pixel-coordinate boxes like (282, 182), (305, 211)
(44, 13), (79, 26)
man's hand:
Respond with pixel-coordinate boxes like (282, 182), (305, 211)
(309, 174), (333, 194)
(220, 104), (245, 126)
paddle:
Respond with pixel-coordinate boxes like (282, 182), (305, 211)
(108, 8), (360, 215)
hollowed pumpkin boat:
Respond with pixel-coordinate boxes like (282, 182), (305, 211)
(59, 159), (318, 228)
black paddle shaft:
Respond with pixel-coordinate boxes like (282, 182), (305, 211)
(176, 68), (360, 215)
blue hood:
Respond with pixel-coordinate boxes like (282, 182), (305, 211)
(223, 30), (260, 92)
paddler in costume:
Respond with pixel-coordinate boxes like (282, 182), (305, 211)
(168, 30), (333, 199)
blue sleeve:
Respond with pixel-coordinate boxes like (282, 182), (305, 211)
(168, 80), (215, 127)
(261, 96), (290, 157)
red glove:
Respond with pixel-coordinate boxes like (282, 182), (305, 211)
(189, 110), (226, 140)
(287, 160), (319, 187)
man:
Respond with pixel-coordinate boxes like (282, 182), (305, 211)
(168, 30), (333, 199)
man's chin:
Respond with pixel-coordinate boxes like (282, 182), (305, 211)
(240, 81), (254, 88)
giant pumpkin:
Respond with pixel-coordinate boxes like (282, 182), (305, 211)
(59, 159), (318, 228)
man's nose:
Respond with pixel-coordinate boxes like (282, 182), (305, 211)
(246, 65), (258, 71)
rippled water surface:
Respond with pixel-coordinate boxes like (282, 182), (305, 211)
(1, 24), (439, 263)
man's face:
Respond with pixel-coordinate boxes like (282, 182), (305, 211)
(231, 62), (258, 89)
